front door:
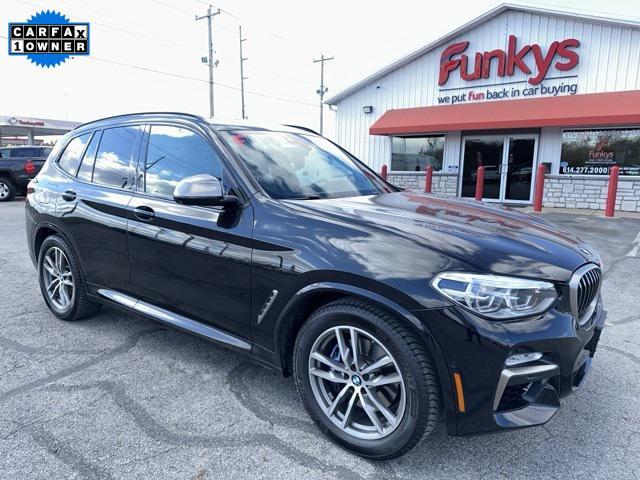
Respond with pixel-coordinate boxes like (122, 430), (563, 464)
(460, 134), (538, 203)
(127, 123), (253, 339)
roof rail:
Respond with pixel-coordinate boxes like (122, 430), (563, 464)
(74, 112), (208, 130)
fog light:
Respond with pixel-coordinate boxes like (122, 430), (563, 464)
(505, 352), (543, 367)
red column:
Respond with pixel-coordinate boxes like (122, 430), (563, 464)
(533, 164), (546, 212)
(605, 165), (620, 217)
(424, 165), (433, 193)
(474, 166), (485, 201)
(380, 164), (388, 181)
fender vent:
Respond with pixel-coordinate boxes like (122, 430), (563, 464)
(257, 290), (278, 324)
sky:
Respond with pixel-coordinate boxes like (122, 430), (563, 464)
(2, 0), (639, 140)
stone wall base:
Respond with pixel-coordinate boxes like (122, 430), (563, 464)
(385, 172), (640, 212)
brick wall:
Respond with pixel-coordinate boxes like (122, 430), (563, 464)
(387, 172), (458, 197)
(542, 175), (640, 212)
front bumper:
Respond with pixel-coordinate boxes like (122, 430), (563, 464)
(414, 296), (605, 436)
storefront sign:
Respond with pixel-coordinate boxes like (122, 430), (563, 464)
(439, 35), (580, 86)
(560, 129), (640, 176)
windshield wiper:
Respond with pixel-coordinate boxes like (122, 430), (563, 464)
(289, 195), (322, 200)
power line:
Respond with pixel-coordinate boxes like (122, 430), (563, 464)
(0, 28), (317, 109)
(148, 0), (195, 16)
(188, 0), (239, 19)
(12, 0), (201, 50)
(87, 55), (318, 107)
(13, 0), (319, 89)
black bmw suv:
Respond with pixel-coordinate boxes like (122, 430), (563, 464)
(25, 113), (604, 459)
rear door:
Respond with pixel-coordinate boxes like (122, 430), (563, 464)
(126, 122), (253, 339)
(55, 125), (143, 292)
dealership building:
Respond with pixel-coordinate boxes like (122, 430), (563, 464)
(326, 4), (640, 212)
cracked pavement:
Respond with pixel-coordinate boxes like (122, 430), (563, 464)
(1, 200), (639, 479)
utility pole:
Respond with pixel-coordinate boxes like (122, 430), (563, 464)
(239, 26), (248, 119)
(313, 54), (334, 135)
(196, 6), (221, 118)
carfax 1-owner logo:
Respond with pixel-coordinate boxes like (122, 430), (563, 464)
(8, 10), (90, 68)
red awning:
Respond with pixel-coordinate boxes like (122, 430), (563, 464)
(369, 90), (640, 135)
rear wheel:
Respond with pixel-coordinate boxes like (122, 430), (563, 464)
(293, 298), (440, 459)
(0, 178), (16, 202)
(38, 235), (101, 321)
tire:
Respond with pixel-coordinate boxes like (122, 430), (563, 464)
(38, 234), (101, 321)
(0, 178), (16, 202)
(293, 298), (440, 459)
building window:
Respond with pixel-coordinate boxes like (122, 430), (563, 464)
(560, 129), (640, 176)
(391, 136), (444, 172)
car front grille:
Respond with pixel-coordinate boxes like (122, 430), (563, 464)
(570, 264), (602, 326)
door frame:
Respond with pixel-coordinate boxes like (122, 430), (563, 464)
(459, 133), (539, 204)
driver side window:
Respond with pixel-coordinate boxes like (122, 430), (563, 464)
(141, 125), (224, 199)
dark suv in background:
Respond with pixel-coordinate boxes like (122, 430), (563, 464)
(0, 145), (51, 201)
(25, 113), (604, 459)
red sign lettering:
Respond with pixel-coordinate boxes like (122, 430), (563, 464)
(439, 35), (580, 86)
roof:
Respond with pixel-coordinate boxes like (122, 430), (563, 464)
(368, 90), (640, 135)
(75, 112), (208, 130)
(325, 3), (640, 105)
(74, 112), (318, 135)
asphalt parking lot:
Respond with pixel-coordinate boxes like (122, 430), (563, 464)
(1, 199), (639, 480)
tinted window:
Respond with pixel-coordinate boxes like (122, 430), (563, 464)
(58, 134), (91, 175)
(77, 131), (101, 182)
(93, 126), (141, 188)
(11, 147), (50, 158)
(221, 130), (383, 200)
(560, 129), (640, 176)
(0, 149), (9, 159)
(391, 136), (444, 171)
(142, 125), (223, 199)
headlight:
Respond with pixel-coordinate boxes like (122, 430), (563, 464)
(432, 272), (558, 320)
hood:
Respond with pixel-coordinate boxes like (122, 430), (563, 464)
(284, 192), (599, 282)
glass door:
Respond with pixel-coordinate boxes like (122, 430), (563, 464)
(460, 137), (504, 200)
(460, 134), (538, 203)
(502, 136), (538, 203)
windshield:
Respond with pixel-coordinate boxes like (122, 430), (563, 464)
(220, 130), (385, 200)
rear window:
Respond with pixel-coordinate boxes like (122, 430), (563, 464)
(8, 147), (51, 158)
(92, 126), (142, 189)
(58, 134), (91, 175)
(77, 132), (101, 182)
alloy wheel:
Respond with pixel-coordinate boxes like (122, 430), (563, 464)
(308, 326), (406, 440)
(42, 246), (75, 311)
(0, 181), (9, 199)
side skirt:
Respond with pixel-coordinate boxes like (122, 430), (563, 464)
(96, 288), (252, 352)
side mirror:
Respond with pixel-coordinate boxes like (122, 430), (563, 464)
(173, 174), (240, 208)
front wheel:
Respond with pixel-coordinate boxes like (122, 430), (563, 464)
(293, 298), (440, 459)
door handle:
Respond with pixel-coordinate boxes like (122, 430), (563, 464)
(133, 205), (155, 221)
(62, 190), (77, 201)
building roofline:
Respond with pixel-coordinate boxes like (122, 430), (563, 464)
(325, 2), (640, 105)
